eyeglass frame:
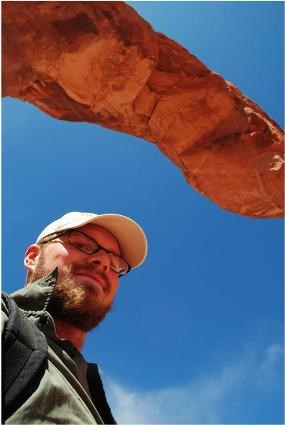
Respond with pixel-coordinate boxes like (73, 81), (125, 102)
(38, 229), (131, 277)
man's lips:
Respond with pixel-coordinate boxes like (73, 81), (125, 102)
(74, 273), (107, 291)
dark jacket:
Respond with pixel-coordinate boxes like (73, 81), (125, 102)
(2, 270), (116, 424)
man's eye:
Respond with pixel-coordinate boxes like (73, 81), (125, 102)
(110, 255), (120, 269)
(69, 232), (100, 254)
(74, 242), (93, 252)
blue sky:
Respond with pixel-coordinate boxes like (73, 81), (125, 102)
(2, 2), (284, 423)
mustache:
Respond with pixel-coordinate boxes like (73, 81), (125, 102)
(70, 263), (110, 292)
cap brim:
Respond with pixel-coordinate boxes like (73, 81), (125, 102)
(37, 213), (147, 269)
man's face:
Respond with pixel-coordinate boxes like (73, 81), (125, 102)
(25, 223), (121, 331)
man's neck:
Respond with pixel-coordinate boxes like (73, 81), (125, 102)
(54, 319), (86, 351)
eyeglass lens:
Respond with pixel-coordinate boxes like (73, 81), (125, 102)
(68, 231), (129, 276)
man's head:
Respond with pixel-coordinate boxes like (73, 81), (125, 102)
(24, 212), (147, 331)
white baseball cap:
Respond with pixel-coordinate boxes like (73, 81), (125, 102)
(36, 211), (147, 269)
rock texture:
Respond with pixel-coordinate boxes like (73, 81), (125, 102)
(2, 1), (284, 217)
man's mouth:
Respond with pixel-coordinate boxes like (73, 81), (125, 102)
(74, 273), (108, 292)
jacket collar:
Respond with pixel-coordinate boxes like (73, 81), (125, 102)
(11, 268), (58, 320)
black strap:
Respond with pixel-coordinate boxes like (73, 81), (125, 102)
(87, 363), (117, 424)
(2, 292), (48, 422)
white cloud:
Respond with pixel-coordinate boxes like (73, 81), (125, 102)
(103, 343), (283, 424)
(257, 344), (283, 390)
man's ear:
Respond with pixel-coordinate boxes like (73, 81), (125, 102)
(24, 244), (41, 275)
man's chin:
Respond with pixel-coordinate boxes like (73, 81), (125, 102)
(46, 275), (112, 332)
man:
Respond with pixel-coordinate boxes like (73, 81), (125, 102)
(2, 211), (147, 424)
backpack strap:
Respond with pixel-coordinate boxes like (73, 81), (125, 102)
(87, 363), (117, 424)
(2, 292), (48, 423)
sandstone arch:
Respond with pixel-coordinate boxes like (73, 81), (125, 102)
(2, 1), (284, 217)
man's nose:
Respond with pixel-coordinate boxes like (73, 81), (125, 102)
(87, 249), (111, 272)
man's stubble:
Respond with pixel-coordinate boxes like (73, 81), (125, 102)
(29, 250), (112, 332)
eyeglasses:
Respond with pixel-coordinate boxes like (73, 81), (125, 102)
(39, 229), (131, 277)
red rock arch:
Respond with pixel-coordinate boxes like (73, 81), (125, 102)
(2, 1), (284, 217)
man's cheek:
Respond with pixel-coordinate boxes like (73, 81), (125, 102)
(47, 258), (73, 278)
